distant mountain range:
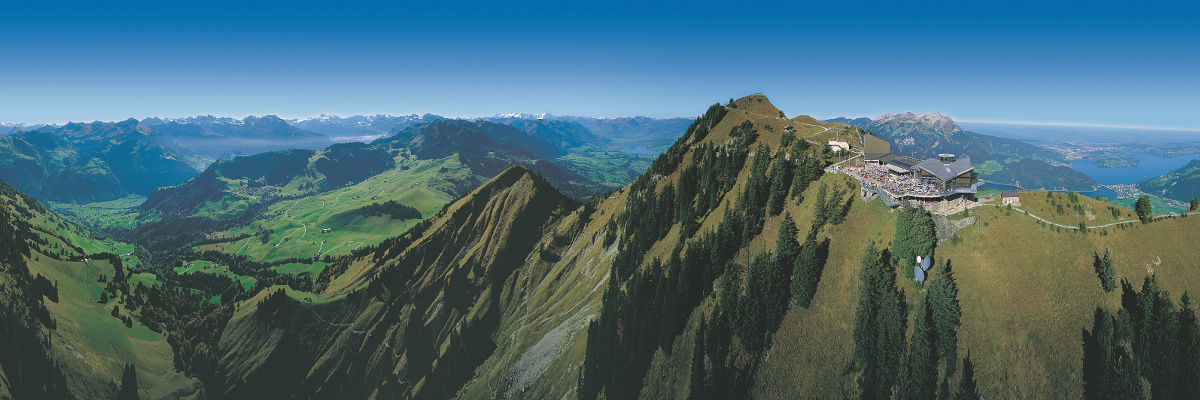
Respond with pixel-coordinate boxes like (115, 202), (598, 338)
(289, 114), (446, 142)
(482, 114), (693, 153)
(1, 122), (59, 134)
(0, 119), (204, 203)
(827, 112), (1099, 191)
(142, 115), (333, 159)
(0, 112), (694, 205)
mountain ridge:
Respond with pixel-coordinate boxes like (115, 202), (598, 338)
(826, 112), (1099, 190)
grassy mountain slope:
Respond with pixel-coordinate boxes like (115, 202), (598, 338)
(0, 177), (203, 399)
(213, 165), (574, 398)
(460, 93), (843, 398)
(456, 94), (1200, 399)
(1139, 159), (1200, 202)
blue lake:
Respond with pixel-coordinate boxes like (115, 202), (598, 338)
(981, 181), (1119, 200)
(983, 151), (1195, 200)
(1069, 152), (1196, 186)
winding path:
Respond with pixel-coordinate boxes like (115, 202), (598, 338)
(1013, 206), (1200, 230)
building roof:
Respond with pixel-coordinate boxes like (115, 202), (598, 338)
(1001, 190), (1020, 198)
(914, 156), (974, 182)
(864, 152), (889, 161)
(880, 153), (921, 170)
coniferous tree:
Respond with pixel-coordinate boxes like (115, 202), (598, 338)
(812, 183), (827, 229)
(768, 158), (793, 216)
(854, 244), (908, 400)
(826, 186), (848, 226)
(955, 353), (980, 400)
(1176, 292), (1200, 396)
(871, 251), (908, 400)
(1135, 195), (1153, 223)
(1191, 197), (1199, 212)
(688, 318), (707, 400)
(776, 213), (800, 288)
(117, 363), (139, 400)
(928, 260), (962, 374)
(1094, 249), (1117, 292)
(735, 252), (789, 352)
(905, 297), (937, 400)
(791, 229), (822, 308)
(853, 244), (882, 397)
(1082, 307), (1114, 399)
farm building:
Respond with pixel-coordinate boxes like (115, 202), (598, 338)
(1001, 190), (1020, 205)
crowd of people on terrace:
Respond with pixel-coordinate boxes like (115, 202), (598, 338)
(835, 163), (945, 197)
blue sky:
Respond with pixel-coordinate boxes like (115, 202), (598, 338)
(2, 1), (1197, 130)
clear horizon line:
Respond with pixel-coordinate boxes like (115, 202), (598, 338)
(2, 112), (699, 126)
(955, 119), (1200, 132)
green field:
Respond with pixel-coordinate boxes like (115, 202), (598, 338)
(557, 150), (654, 189)
(188, 154), (465, 279)
(1107, 194), (1188, 215)
(48, 195), (144, 231)
(174, 260), (258, 291)
(28, 256), (203, 399)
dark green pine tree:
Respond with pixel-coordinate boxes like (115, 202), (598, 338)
(812, 183), (827, 229)
(909, 208), (936, 261)
(741, 144), (773, 241)
(117, 363), (139, 400)
(1191, 197), (1199, 212)
(688, 318), (708, 399)
(1147, 282), (1179, 399)
(905, 296), (937, 400)
(1095, 249), (1117, 292)
(776, 213), (800, 288)
(854, 244), (908, 400)
(678, 167), (700, 238)
(1176, 292), (1200, 397)
(1135, 195), (1153, 224)
(767, 158), (793, 216)
(736, 252), (789, 352)
(955, 352), (980, 400)
(892, 208), (915, 266)
(1082, 308), (1114, 399)
(928, 260), (962, 375)
(791, 229), (821, 308)
(826, 186), (847, 226)
(853, 244), (882, 398)
(871, 250), (908, 400)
